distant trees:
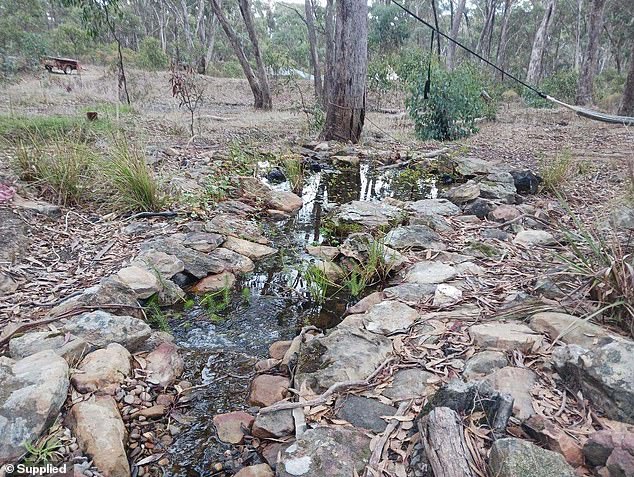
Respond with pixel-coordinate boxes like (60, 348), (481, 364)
(576, 0), (606, 105)
(526, 0), (556, 85)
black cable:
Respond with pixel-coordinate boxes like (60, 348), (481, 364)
(391, 0), (547, 99)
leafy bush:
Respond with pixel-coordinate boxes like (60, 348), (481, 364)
(137, 37), (168, 71)
(523, 69), (578, 108)
(406, 62), (495, 141)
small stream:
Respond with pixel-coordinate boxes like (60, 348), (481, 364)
(166, 159), (439, 475)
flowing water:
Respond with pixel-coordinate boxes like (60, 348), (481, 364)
(167, 159), (439, 475)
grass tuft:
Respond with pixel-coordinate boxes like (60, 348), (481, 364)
(538, 150), (575, 194)
(280, 153), (305, 194)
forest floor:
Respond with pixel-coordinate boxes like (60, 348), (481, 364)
(0, 67), (633, 477)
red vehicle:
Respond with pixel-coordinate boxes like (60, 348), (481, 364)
(42, 56), (81, 75)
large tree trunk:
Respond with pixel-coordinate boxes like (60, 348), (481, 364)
(323, 0), (336, 105)
(305, 0), (323, 103)
(526, 0), (556, 85)
(476, 0), (497, 57)
(575, 0), (606, 105)
(238, 0), (272, 110)
(619, 44), (634, 116)
(496, 0), (513, 76)
(447, 0), (467, 70)
(321, 0), (368, 143)
(209, 0), (267, 109)
(574, 0), (583, 71)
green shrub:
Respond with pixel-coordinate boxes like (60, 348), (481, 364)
(524, 69), (578, 108)
(137, 37), (168, 71)
(406, 62), (495, 141)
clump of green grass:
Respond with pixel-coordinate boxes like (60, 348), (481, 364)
(280, 153), (304, 194)
(22, 421), (64, 465)
(145, 295), (171, 332)
(200, 285), (232, 322)
(0, 114), (111, 142)
(103, 138), (166, 213)
(303, 264), (332, 304)
(538, 150), (576, 193)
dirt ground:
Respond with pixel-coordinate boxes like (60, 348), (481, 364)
(0, 66), (632, 323)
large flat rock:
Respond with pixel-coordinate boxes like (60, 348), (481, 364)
(469, 322), (543, 352)
(529, 312), (613, 348)
(384, 225), (446, 250)
(404, 261), (457, 284)
(489, 438), (575, 477)
(361, 300), (419, 335)
(0, 350), (69, 464)
(332, 200), (402, 229)
(407, 198), (460, 217)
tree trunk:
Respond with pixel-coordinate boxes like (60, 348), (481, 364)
(238, 0), (272, 110)
(104, 7), (130, 105)
(323, 0), (336, 105)
(321, 0), (368, 143)
(447, 0), (467, 69)
(305, 0), (323, 103)
(476, 0), (496, 57)
(526, 0), (556, 85)
(496, 0), (513, 76)
(618, 43), (634, 116)
(209, 0), (266, 109)
(576, 0), (606, 105)
(574, 0), (583, 71)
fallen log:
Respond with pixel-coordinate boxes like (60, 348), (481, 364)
(418, 407), (476, 477)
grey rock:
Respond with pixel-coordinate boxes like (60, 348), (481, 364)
(489, 438), (576, 477)
(553, 338), (634, 423)
(454, 156), (498, 176)
(513, 230), (557, 247)
(479, 172), (517, 204)
(529, 311), (613, 348)
(383, 283), (437, 306)
(0, 350), (69, 464)
(404, 261), (457, 284)
(115, 266), (161, 299)
(140, 237), (225, 278)
(609, 204), (634, 229)
(463, 351), (507, 379)
(62, 310), (151, 352)
(442, 180), (480, 204)
(362, 300), (419, 335)
(205, 213), (269, 244)
(463, 198), (493, 219)
(181, 232), (224, 252)
(223, 236), (277, 259)
(277, 426), (371, 477)
(252, 410), (295, 438)
(383, 367), (436, 401)
(332, 200), (403, 228)
(481, 228), (512, 241)
(469, 322), (543, 352)
(384, 225), (445, 250)
(407, 199), (461, 217)
(484, 367), (537, 420)
(9, 331), (90, 363)
(131, 250), (184, 278)
(209, 247), (255, 274)
(340, 233), (405, 270)
(409, 213), (453, 232)
(335, 395), (397, 433)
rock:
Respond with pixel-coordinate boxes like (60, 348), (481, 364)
(266, 167), (287, 184)
(484, 367), (537, 420)
(277, 426), (371, 477)
(205, 214), (269, 244)
(115, 266), (161, 299)
(409, 213), (453, 232)
(361, 300), (419, 335)
(384, 225), (446, 250)
(248, 375), (290, 407)
(383, 283), (437, 305)
(12, 195), (61, 217)
(269, 341), (293, 360)
(67, 395), (130, 477)
(513, 230), (557, 247)
(234, 464), (274, 477)
(267, 190), (304, 213)
(191, 271), (236, 293)
(479, 172), (517, 204)
(469, 322), (543, 352)
(212, 411), (254, 444)
(481, 228), (512, 241)
(295, 322), (392, 393)
(442, 180), (480, 204)
(71, 343), (131, 394)
(223, 236), (277, 260)
(62, 310), (151, 351)
(0, 350), (69, 464)
(511, 170), (542, 195)
(252, 409), (295, 438)
(489, 438), (576, 477)
(529, 312), (613, 348)
(523, 415), (584, 467)
(404, 261), (457, 284)
(610, 204), (634, 229)
(584, 429), (634, 467)
(463, 351), (507, 379)
(216, 200), (258, 217)
(157, 279), (186, 306)
(408, 199), (460, 217)
(0, 272), (18, 295)
(313, 259), (345, 282)
(146, 342), (184, 387)
(383, 367), (436, 401)
(606, 446), (634, 476)
(454, 156), (497, 176)
(181, 232), (225, 252)
(9, 331), (90, 363)
(340, 233), (405, 270)
(347, 291), (384, 314)
(209, 247), (255, 273)
(463, 198), (493, 219)
(140, 237), (225, 278)
(332, 200), (402, 229)
(306, 245), (339, 261)
(132, 404), (167, 419)
(51, 276), (141, 319)
(552, 339), (634, 423)
(335, 395), (397, 433)
(131, 250), (184, 279)
(489, 204), (522, 223)
(432, 284), (463, 306)
(255, 358), (281, 373)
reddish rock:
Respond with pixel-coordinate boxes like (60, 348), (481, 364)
(192, 271), (236, 293)
(146, 342), (184, 387)
(488, 205), (522, 223)
(248, 375), (290, 407)
(156, 394), (175, 406)
(260, 442), (290, 470)
(132, 405), (166, 419)
(71, 343), (131, 395)
(212, 411), (254, 444)
(606, 447), (634, 476)
(234, 464), (274, 477)
(584, 429), (634, 470)
(269, 341), (292, 360)
(347, 292), (384, 315)
(524, 415), (584, 466)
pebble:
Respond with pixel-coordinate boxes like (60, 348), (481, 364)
(124, 395), (135, 405)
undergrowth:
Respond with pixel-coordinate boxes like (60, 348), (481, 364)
(538, 150), (575, 194)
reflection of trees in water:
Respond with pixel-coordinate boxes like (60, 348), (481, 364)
(327, 164), (362, 204)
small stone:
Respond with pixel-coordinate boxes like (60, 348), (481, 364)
(382, 367), (436, 401)
(432, 284), (462, 306)
(463, 198), (493, 219)
(513, 230), (557, 247)
(156, 394), (174, 406)
(234, 464), (274, 477)
(146, 342), (184, 387)
(463, 351), (507, 379)
(489, 205), (522, 223)
(361, 300), (419, 335)
(213, 411), (255, 444)
(404, 261), (457, 284)
(132, 405), (166, 419)
(252, 410), (295, 438)
(124, 395), (135, 405)
(443, 180), (480, 204)
(248, 375), (290, 407)
(116, 266), (161, 299)
(269, 341), (293, 360)
(335, 395), (397, 433)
